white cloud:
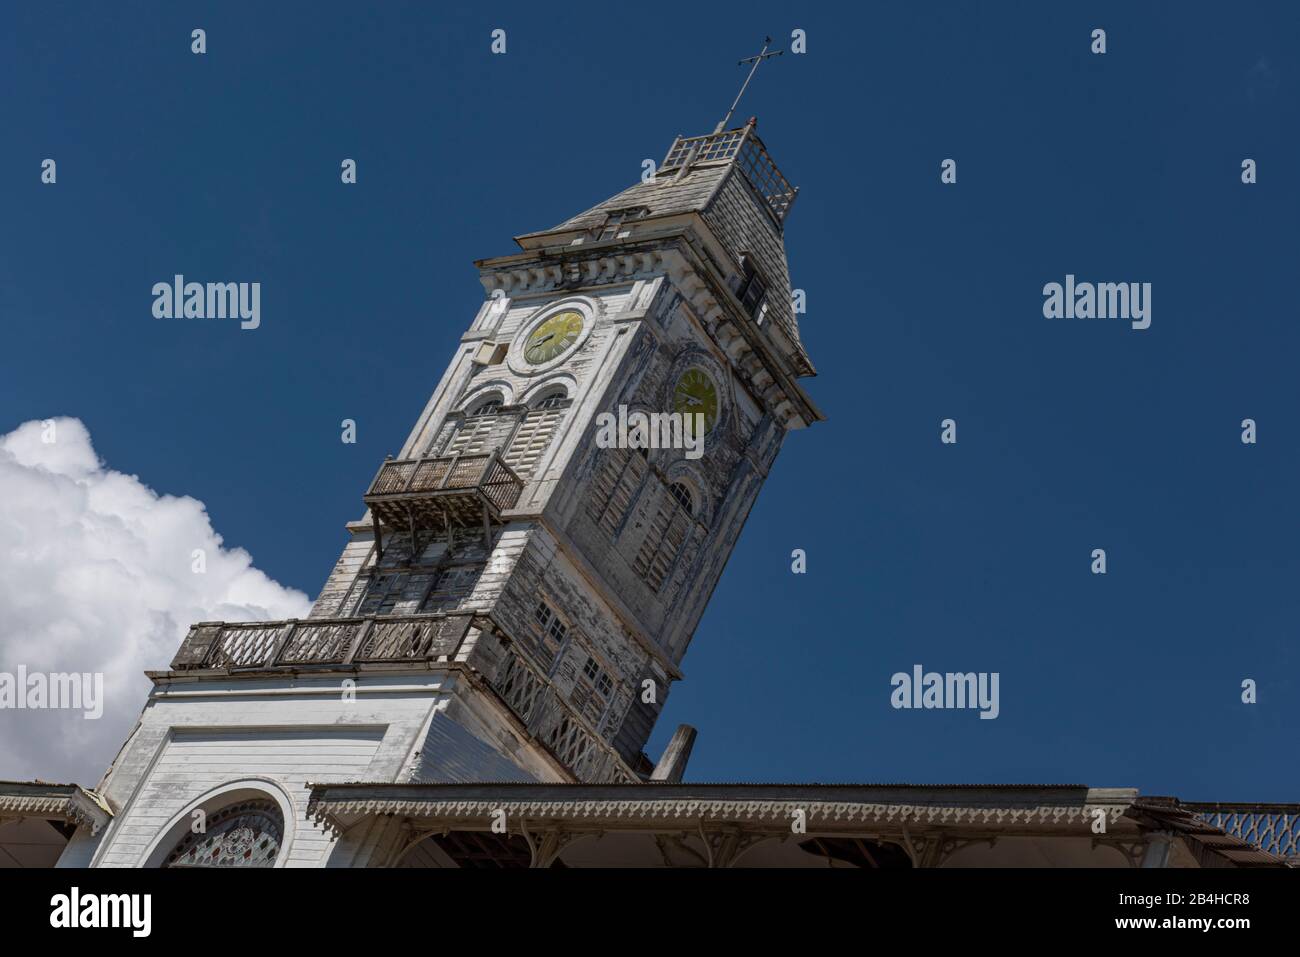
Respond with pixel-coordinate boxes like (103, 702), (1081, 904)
(0, 417), (311, 784)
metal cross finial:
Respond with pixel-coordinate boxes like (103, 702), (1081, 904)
(715, 36), (783, 133)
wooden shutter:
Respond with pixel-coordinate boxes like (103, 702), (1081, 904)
(587, 448), (647, 538)
(503, 408), (563, 478)
(586, 449), (627, 524)
(444, 413), (515, 457)
(633, 489), (692, 592)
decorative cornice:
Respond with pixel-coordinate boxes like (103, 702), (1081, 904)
(478, 249), (664, 298)
(306, 794), (1129, 838)
(475, 235), (817, 431)
(0, 784), (112, 835)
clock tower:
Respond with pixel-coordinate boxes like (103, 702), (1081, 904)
(81, 119), (821, 867)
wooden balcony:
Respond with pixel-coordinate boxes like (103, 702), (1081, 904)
(169, 613), (478, 672)
(363, 451), (523, 536)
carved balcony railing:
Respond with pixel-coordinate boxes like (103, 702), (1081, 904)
(363, 452), (523, 542)
(1185, 804), (1300, 860)
(166, 612), (640, 784)
(169, 613), (478, 672)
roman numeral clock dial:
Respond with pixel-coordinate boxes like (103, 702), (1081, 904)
(673, 368), (718, 433)
(524, 310), (584, 365)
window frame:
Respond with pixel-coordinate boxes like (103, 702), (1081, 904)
(533, 599), (570, 655)
(736, 258), (769, 318)
(594, 206), (650, 241)
(467, 395), (504, 417)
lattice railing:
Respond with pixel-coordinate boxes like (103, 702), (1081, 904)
(361, 616), (465, 661)
(735, 136), (797, 221)
(367, 452), (521, 503)
(277, 620), (358, 663)
(480, 457), (526, 512)
(663, 127), (747, 168)
(661, 125), (797, 224)
(496, 653), (544, 723)
(204, 624), (284, 669)
(547, 714), (598, 781)
(363, 452), (524, 531)
(487, 643), (637, 784)
(369, 460), (418, 494)
(1186, 804), (1300, 859)
(171, 614), (475, 671)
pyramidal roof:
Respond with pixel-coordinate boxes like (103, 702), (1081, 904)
(554, 164), (731, 232)
(550, 119), (813, 377)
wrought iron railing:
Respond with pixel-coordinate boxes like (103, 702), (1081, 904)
(1186, 804), (1300, 860)
(169, 613), (477, 672)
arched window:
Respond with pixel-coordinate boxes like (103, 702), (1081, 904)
(161, 798), (284, 868)
(468, 395), (503, 417)
(444, 394), (509, 457)
(533, 390), (568, 410)
(666, 482), (694, 514)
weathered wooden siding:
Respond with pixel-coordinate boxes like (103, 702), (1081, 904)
(92, 675), (443, 866)
(310, 528), (374, 617)
(101, 727), (382, 867)
(702, 171), (799, 351)
(550, 276), (781, 658)
(307, 261), (790, 772)
(88, 670), (566, 867)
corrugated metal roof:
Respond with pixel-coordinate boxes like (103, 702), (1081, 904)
(318, 780), (1092, 790)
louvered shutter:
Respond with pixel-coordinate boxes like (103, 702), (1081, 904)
(601, 451), (646, 537)
(444, 413), (515, 457)
(633, 490), (692, 592)
(586, 449), (628, 524)
(586, 448), (648, 538)
(503, 408), (563, 478)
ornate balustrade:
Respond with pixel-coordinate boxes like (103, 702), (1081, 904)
(169, 613), (477, 672)
(167, 612), (639, 785)
(487, 643), (638, 784)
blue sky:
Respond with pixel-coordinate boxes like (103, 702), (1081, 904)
(2, 2), (1296, 799)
